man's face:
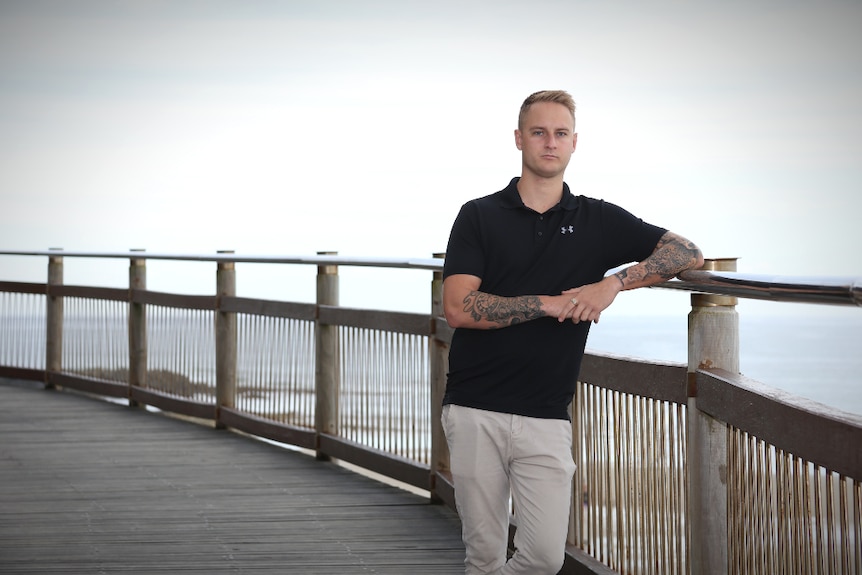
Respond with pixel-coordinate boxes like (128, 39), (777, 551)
(515, 102), (577, 179)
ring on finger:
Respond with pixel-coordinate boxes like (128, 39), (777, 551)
(571, 298), (578, 306)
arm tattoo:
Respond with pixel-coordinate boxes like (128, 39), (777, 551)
(462, 291), (544, 327)
(617, 233), (702, 286)
(646, 234), (701, 279)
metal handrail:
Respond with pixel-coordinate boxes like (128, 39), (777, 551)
(1, 249), (860, 307)
(674, 269), (862, 307)
(0, 249), (444, 270)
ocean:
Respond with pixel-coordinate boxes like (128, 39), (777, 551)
(584, 311), (862, 417)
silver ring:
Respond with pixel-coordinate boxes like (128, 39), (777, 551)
(570, 298), (578, 306)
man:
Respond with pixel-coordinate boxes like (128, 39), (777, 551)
(441, 90), (703, 575)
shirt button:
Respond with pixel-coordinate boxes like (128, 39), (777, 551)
(538, 231), (543, 236)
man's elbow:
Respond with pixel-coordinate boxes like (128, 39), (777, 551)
(443, 305), (468, 329)
(694, 251), (705, 270)
(691, 247), (705, 271)
(673, 234), (704, 272)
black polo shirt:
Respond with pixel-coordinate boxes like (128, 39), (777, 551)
(442, 177), (667, 420)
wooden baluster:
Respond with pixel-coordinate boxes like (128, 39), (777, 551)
(216, 250), (237, 428)
(45, 248), (64, 389)
(315, 251), (339, 460)
(687, 257), (738, 575)
(429, 252), (449, 502)
(128, 249), (147, 406)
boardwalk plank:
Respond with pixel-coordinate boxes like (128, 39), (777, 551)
(0, 380), (465, 574)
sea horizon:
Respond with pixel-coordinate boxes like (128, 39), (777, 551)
(585, 311), (862, 417)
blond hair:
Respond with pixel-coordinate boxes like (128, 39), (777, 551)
(518, 90), (576, 130)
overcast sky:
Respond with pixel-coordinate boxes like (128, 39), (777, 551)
(1, 0), (860, 315)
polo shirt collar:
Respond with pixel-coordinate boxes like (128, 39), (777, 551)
(499, 177), (579, 211)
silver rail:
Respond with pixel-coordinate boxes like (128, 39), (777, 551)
(674, 269), (862, 307)
(0, 250), (444, 270)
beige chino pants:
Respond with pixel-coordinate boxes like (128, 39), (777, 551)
(442, 404), (576, 575)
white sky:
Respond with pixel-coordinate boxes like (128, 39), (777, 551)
(1, 0), (860, 315)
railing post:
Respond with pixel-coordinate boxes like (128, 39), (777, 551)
(215, 251), (237, 429)
(315, 251), (339, 460)
(128, 249), (147, 407)
(429, 252), (450, 502)
(45, 248), (64, 389)
(687, 257), (738, 575)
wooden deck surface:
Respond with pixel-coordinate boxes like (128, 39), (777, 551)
(0, 379), (465, 574)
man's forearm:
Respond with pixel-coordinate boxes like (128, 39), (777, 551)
(461, 291), (545, 328)
(614, 232), (703, 290)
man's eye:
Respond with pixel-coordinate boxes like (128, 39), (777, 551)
(532, 130), (544, 136)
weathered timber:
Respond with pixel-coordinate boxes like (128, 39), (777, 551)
(0, 379), (465, 574)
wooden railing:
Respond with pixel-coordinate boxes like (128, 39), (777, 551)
(0, 249), (860, 575)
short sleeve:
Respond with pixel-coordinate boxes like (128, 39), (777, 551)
(442, 201), (485, 280)
(599, 201), (667, 269)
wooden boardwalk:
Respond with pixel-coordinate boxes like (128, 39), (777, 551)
(0, 379), (466, 574)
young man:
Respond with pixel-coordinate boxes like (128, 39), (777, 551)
(441, 90), (703, 575)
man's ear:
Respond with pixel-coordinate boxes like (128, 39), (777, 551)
(514, 129), (523, 150)
(572, 132), (578, 152)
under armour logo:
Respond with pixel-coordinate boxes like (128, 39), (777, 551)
(561, 225), (574, 234)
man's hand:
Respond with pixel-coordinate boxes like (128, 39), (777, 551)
(559, 275), (623, 324)
(555, 230), (703, 325)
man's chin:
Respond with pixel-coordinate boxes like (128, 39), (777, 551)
(525, 164), (568, 180)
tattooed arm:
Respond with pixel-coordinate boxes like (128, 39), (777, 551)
(443, 232), (703, 329)
(442, 273), (575, 329)
(613, 231), (704, 289)
(565, 231), (704, 324)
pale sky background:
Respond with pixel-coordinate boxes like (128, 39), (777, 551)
(1, 0), (860, 318)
